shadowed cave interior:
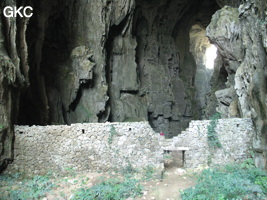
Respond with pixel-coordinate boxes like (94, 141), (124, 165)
(17, 0), (227, 138)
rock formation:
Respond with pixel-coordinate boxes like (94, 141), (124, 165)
(0, 0), (266, 171)
(206, 1), (267, 168)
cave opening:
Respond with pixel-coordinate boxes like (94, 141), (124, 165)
(205, 44), (217, 69)
(189, 23), (219, 117)
(16, 0), (221, 137)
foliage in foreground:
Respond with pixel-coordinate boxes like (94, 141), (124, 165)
(181, 160), (267, 200)
(73, 177), (143, 200)
(0, 173), (56, 200)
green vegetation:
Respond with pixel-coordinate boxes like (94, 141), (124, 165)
(0, 165), (158, 200)
(73, 177), (143, 200)
(0, 173), (56, 200)
(163, 152), (173, 160)
(207, 112), (222, 148)
(108, 125), (117, 145)
(181, 160), (267, 200)
(64, 166), (77, 177)
(142, 166), (155, 181)
(121, 162), (138, 176)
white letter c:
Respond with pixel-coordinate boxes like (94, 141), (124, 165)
(23, 6), (33, 17)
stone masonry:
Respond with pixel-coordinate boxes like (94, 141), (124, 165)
(170, 118), (254, 168)
(5, 119), (255, 175)
(6, 122), (163, 175)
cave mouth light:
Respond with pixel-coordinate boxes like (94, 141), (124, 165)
(205, 44), (217, 69)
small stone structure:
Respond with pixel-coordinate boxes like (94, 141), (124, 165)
(6, 122), (163, 175)
(172, 118), (254, 168)
(5, 118), (255, 175)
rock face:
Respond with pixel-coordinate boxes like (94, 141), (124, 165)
(0, 0), (266, 172)
(206, 1), (267, 168)
(0, 0), (31, 172)
(7, 0), (218, 137)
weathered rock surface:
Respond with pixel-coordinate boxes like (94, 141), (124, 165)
(207, 1), (267, 168)
(0, 0), (267, 172)
(0, 0), (31, 172)
(11, 0), (218, 138)
(189, 24), (214, 115)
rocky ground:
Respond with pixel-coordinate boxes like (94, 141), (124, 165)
(49, 151), (195, 200)
(45, 166), (195, 200)
(0, 151), (196, 200)
(135, 168), (195, 200)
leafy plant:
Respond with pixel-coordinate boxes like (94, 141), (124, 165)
(240, 158), (255, 169)
(0, 173), (56, 200)
(255, 176), (267, 194)
(207, 112), (222, 148)
(181, 161), (267, 200)
(142, 166), (155, 181)
(64, 166), (77, 177)
(108, 125), (117, 145)
(73, 177), (143, 200)
(121, 163), (137, 176)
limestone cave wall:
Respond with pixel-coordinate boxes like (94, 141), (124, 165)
(4, 0), (219, 136)
(0, 0), (267, 172)
(206, 0), (267, 168)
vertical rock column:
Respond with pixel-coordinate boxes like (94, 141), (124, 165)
(0, 0), (30, 172)
(237, 0), (267, 169)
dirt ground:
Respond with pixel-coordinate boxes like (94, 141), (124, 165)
(45, 167), (195, 200)
(45, 151), (196, 200)
(0, 151), (196, 200)
(135, 151), (196, 200)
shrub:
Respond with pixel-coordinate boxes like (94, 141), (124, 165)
(0, 173), (56, 200)
(73, 177), (143, 200)
(181, 162), (267, 200)
(121, 163), (138, 176)
(142, 166), (155, 181)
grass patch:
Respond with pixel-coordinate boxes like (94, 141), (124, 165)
(181, 160), (267, 200)
(73, 177), (143, 200)
(0, 173), (56, 200)
(142, 166), (155, 181)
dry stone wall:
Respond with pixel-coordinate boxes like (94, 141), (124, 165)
(173, 118), (254, 168)
(6, 122), (163, 175)
(5, 119), (255, 175)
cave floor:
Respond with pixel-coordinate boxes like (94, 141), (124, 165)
(45, 166), (196, 200)
(1, 153), (196, 200)
(135, 167), (196, 200)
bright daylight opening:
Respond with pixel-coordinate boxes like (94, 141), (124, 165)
(205, 44), (217, 69)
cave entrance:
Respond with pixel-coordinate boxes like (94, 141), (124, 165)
(189, 24), (218, 116)
(205, 44), (217, 69)
(16, 0), (220, 132)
